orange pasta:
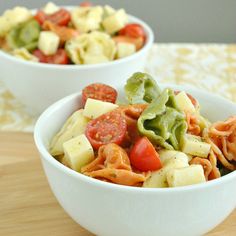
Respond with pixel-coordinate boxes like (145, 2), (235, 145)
(186, 111), (201, 136)
(204, 116), (236, 171)
(42, 21), (79, 43)
(118, 104), (147, 146)
(208, 150), (221, 180)
(81, 143), (147, 186)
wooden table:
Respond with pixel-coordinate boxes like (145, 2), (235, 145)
(0, 132), (235, 236)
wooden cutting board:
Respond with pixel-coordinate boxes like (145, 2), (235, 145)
(0, 132), (235, 236)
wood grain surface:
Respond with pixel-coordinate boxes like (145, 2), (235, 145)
(0, 132), (235, 236)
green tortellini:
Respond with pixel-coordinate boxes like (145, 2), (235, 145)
(124, 72), (161, 104)
(138, 88), (187, 150)
(6, 19), (40, 51)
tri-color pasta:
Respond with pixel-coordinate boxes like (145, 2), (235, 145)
(0, 2), (147, 65)
(49, 72), (236, 187)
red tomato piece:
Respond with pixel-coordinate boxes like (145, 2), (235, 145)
(34, 9), (70, 26)
(129, 137), (162, 172)
(32, 49), (47, 63)
(33, 49), (69, 64)
(119, 23), (146, 41)
(34, 10), (47, 25)
(85, 111), (127, 150)
(174, 90), (197, 107)
(80, 1), (93, 7)
(82, 83), (117, 106)
(47, 49), (69, 64)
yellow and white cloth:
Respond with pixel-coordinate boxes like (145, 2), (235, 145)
(1, 43), (236, 132)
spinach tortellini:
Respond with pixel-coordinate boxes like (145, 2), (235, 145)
(6, 19), (40, 51)
(65, 31), (116, 64)
(138, 88), (187, 150)
(125, 72), (161, 104)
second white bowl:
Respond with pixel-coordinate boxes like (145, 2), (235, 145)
(0, 14), (154, 115)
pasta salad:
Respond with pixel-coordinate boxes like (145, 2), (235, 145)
(0, 2), (146, 65)
(49, 72), (236, 187)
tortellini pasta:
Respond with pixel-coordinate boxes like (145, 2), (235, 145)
(65, 31), (116, 64)
(138, 88), (187, 150)
(125, 72), (161, 104)
(6, 19), (40, 51)
(71, 6), (103, 33)
(0, 7), (32, 37)
(50, 109), (90, 156)
(12, 48), (39, 62)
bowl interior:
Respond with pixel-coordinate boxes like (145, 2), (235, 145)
(34, 83), (236, 190)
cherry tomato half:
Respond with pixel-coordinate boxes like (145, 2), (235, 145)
(33, 49), (69, 64)
(34, 9), (70, 26)
(174, 90), (197, 107)
(119, 23), (146, 42)
(82, 83), (117, 107)
(80, 1), (93, 7)
(85, 110), (127, 150)
(129, 137), (162, 172)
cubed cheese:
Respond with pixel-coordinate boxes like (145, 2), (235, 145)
(83, 98), (118, 119)
(143, 158), (189, 188)
(116, 42), (136, 58)
(102, 9), (128, 34)
(181, 134), (211, 158)
(63, 134), (94, 172)
(159, 150), (189, 165)
(175, 91), (196, 114)
(104, 5), (116, 16)
(167, 164), (206, 187)
(43, 2), (59, 15)
(38, 31), (60, 55)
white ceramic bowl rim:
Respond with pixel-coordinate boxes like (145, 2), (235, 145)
(34, 85), (236, 194)
(0, 11), (154, 70)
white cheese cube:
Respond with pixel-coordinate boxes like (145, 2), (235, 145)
(181, 134), (211, 158)
(38, 31), (60, 55)
(83, 98), (118, 119)
(175, 91), (196, 114)
(104, 5), (116, 16)
(50, 109), (90, 156)
(63, 134), (94, 172)
(143, 157), (189, 188)
(43, 2), (59, 15)
(116, 42), (136, 58)
(167, 164), (206, 187)
(159, 150), (189, 165)
(102, 9), (128, 34)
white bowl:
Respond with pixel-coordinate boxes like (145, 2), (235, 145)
(34, 84), (236, 236)
(0, 14), (154, 115)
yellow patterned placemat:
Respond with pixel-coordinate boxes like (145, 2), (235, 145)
(1, 43), (236, 132)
